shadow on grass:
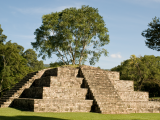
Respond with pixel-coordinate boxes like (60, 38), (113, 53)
(0, 116), (70, 120)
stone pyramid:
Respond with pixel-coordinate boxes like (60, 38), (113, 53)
(0, 65), (160, 114)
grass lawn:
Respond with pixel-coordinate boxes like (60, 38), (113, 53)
(150, 97), (160, 99)
(0, 107), (160, 120)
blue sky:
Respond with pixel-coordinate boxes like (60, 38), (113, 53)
(1, 0), (160, 70)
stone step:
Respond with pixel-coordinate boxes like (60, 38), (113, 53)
(0, 68), (52, 108)
(11, 87), (23, 91)
(34, 76), (83, 88)
(99, 102), (129, 114)
(0, 97), (15, 103)
(89, 84), (114, 88)
(117, 91), (149, 101)
(13, 85), (25, 89)
(20, 87), (88, 100)
(43, 67), (79, 78)
(110, 79), (134, 91)
(11, 98), (93, 112)
(94, 96), (121, 103)
(90, 87), (116, 93)
(87, 82), (112, 87)
(57, 67), (79, 78)
(3, 84), (26, 96)
(43, 87), (87, 100)
(92, 91), (118, 97)
(2, 90), (23, 98)
(0, 102), (11, 108)
(20, 87), (43, 99)
(3, 91), (15, 97)
(124, 101), (160, 113)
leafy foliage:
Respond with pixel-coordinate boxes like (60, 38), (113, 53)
(142, 16), (160, 51)
(21, 49), (46, 72)
(110, 54), (160, 93)
(0, 40), (31, 96)
(31, 5), (110, 66)
(0, 24), (46, 97)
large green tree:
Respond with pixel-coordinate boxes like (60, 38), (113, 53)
(0, 40), (33, 97)
(0, 24), (46, 97)
(142, 16), (160, 51)
(110, 55), (160, 91)
(21, 49), (46, 72)
(31, 5), (110, 66)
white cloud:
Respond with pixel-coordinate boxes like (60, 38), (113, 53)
(9, 4), (82, 15)
(110, 53), (122, 58)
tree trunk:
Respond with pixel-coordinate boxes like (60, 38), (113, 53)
(0, 84), (1, 97)
(0, 77), (3, 97)
(79, 57), (82, 66)
(72, 55), (75, 65)
(137, 78), (143, 91)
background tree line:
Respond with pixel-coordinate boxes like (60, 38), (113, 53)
(0, 5), (160, 98)
(110, 16), (160, 97)
(0, 25), (48, 97)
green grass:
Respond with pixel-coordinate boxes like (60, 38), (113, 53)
(150, 97), (160, 99)
(0, 107), (160, 120)
(44, 64), (82, 70)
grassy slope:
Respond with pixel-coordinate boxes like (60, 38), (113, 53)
(0, 107), (160, 120)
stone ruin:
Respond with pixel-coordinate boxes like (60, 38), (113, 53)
(0, 65), (160, 114)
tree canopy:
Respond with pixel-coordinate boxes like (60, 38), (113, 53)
(0, 39), (32, 97)
(142, 16), (160, 51)
(110, 54), (160, 93)
(31, 5), (110, 66)
(21, 49), (46, 72)
(0, 24), (46, 97)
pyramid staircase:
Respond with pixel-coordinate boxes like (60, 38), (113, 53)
(5, 66), (93, 112)
(80, 65), (160, 114)
(0, 68), (53, 108)
(0, 65), (160, 114)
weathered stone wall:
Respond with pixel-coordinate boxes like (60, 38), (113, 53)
(124, 101), (160, 113)
(117, 91), (149, 101)
(41, 68), (57, 77)
(32, 76), (83, 88)
(57, 67), (79, 78)
(111, 80), (134, 91)
(33, 99), (93, 112)
(43, 87), (87, 100)
(20, 87), (43, 99)
(12, 98), (93, 112)
(105, 71), (120, 80)
(50, 77), (83, 88)
(11, 98), (34, 111)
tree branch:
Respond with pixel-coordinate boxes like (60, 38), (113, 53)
(57, 49), (66, 65)
(68, 43), (74, 64)
(64, 51), (69, 65)
(67, 47), (73, 62)
(79, 36), (87, 65)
